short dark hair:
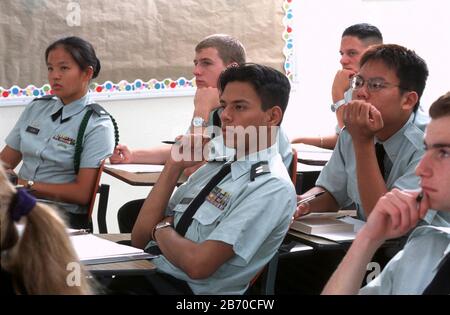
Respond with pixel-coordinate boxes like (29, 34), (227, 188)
(195, 34), (246, 65)
(45, 36), (101, 79)
(360, 44), (429, 111)
(218, 63), (291, 123)
(429, 91), (450, 119)
(342, 23), (383, 46)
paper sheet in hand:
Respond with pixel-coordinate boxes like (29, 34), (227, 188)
(106, 164), (164, 173)
(71, 234), (155, 265)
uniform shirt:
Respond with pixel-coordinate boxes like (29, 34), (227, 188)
(150, 145), (297, 294)
(5, 94), (115, 214)
(317, 111), (429, 221)
(360, 225), (450, 295)
(423, 209), (450, 227)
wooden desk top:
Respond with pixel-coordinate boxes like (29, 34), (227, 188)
(104, 165), (187, 186)
(85, 234), (156, 275)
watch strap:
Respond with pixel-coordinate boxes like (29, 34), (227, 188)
(331, 99), (347, 112)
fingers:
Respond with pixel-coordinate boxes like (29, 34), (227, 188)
(294, 202), (311, 220)
(380, 189), (424, 233)
(369, 107), (384, 131)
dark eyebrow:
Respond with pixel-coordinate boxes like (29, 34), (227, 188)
(219, 99), (250, 105)
(423, 141), (450, 149)
(194, 57), (213, 63)
(356, 74), (386, 81)
(46, 61), (69, 66)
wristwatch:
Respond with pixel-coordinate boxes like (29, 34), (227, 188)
(192, 116), (208, 128)
(26, 180), (34, 189)
(152, 221), (173, 241)
(330, 99), (347, 112)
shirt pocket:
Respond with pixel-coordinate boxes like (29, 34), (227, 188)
(192, 202), (223, 226)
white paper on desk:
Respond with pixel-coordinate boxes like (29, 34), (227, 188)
(292, 143), (333, 154)
(105, 164), (164, 173)
(71, 234), (155, 265)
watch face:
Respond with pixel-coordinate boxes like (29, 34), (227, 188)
(192, 116), (206, 127)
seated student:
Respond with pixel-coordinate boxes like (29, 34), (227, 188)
(111, 35), (293, 232)
(0, 37), (116, 229)
(130, 64), (296, 295)
(0, 163), (93, 294)
(323, 92), (450, 294)
(110, 34), (293, 170)
(291, 23), (383, 149)
(277, 44), (431, 295)
(295, 44), (433, 223)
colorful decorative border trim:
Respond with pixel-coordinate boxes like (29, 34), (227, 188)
(0, 78), (195, 100)
(1, 0), (295, 101)
(283, 0), (294, 82)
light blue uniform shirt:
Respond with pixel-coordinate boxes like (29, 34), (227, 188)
(317, 111), (429, 221)
(5, 94), (115, 214)
(360, 225), (450, 294)
(151, 145), (297, 294)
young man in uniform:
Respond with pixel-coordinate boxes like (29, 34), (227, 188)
(323, 91), (450, 294)
(292, 23), (383, 149)
(277, 44), (432, 295)
(130, 64), (296, 294)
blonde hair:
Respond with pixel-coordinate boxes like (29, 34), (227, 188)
(0, 164), (93, 294)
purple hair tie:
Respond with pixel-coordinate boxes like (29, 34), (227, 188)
(8, 188), (37, 222)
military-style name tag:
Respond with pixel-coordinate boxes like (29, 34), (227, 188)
(26, 126), (40, 135)
(52, 134), (76, 146)
(206, 186), (231, 210)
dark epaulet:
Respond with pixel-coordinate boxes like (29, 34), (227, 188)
(87, 103), (110, 116)
(250, 161), (270, 181)
(33, 95), (55, 101)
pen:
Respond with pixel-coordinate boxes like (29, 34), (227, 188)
(416, 191), (423, 210)
(69, 229), (90, 236)
(297, 191), (325, 206)
(416, 191), (423, 203)
(162, 140), (177, 145)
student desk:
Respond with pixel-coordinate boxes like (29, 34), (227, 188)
(85, 233), (156, 276)
(296, 162), (324, 194)
(293, 143), (333, 166)
(103, 165), (187, 186)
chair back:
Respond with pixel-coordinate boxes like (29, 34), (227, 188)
(247, 251), (280, 295)
(289, 148), (298, 186)
(87, 160), (110, 233)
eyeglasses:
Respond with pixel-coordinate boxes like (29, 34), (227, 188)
(350, 75), (403, 93)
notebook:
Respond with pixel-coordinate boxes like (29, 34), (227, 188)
(71, 234), (155, 265)
(290, 216), (354, 235)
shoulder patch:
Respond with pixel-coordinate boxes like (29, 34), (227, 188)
(88, 103), (109, 116)
(250, 161), (270, 181)
(33, 95), (55, 101)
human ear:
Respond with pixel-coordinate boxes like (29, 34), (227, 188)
(266, 106), (283, 126)
(401, 91), (419, 112)
(83, 66), (94, 81)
